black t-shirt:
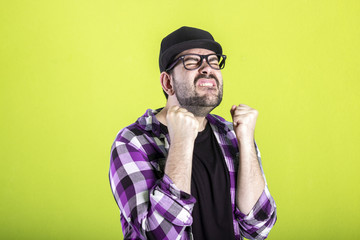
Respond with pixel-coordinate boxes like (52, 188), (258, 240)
(159, 122), (235, 239)
(191, 122), (235, 240)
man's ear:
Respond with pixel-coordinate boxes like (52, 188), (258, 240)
(160, 72), (175, 96)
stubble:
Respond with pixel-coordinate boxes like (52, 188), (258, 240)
(173, 74), (223, 117)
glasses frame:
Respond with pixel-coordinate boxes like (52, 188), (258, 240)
(165, 53), (227, 72)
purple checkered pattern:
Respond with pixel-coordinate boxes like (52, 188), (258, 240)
(109, 109), (277, 240)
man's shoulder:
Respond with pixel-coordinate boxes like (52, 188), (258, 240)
(114, 122), (144, 144)
(112, 108), (162, 148)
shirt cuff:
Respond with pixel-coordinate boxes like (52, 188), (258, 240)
(235, 186), (276, 225)
(150, 174), (196, 226)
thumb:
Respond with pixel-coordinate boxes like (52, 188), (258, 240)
(230, 105), (237, 117)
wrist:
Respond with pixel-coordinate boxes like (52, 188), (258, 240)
(170, 135), (197, 144)
(237, 136), (254, 146)
(169, 138), (195, 150)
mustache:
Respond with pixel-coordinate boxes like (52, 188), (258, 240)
(194, 74), (219, 86)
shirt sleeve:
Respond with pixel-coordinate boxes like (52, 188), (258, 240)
(109, 139), (196, 240)
(234, 141), (277, 240)
(234, 186), (277, 240)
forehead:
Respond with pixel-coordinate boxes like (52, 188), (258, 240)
(176, 48), (216, 58)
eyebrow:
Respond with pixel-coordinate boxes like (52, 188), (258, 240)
(184, 56), (200, 61)
(208, 56), (218, 61)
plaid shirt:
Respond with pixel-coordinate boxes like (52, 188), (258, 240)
(109, 109), (277, 240)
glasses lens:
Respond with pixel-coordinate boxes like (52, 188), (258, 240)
(183, 55), (202, 70)
(217, 55), (226, 69)
(207, 54), (223, 70)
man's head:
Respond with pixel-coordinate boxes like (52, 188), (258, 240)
(159, 27), (226, 117)
(159, 26), (223, 73)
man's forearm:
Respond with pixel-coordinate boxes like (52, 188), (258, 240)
(164, 141), (194, 194)
(163, 106), (199, 195)
(236, 140), (265, 214)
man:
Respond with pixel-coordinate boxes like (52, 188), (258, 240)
(109, 26), (277, 240)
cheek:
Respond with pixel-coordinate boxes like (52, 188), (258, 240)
(191, 72), (202, 82)
(182, 73), (196, 86)
(216, 74), (223, 86)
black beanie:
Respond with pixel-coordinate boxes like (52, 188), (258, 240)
(159, 26), (222, 72)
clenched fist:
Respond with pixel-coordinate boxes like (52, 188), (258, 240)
(230, 104), (258, 143)
(166, 106), (200, 144)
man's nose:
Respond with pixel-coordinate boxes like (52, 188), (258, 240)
(198, 58), (212, 74)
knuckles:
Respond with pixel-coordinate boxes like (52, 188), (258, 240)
(166, 107), (199, 139)
(231, 106), (258, 128)
(232, 107), (258, 117)
(166, 107), (198, 127)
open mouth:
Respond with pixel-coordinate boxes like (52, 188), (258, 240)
(199, 82), (214, 87)
(196, 78), (217, 88)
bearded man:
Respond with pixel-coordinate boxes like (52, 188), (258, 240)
(109, 26), (277, 240)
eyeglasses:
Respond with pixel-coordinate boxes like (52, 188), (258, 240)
(166, 54), (227, 72)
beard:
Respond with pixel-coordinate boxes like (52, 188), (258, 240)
(173, 73), (223, 117)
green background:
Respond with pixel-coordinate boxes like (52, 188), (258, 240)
(1, 0), (359, 239)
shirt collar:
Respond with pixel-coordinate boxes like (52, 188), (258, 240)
(206, 113), (233, 135)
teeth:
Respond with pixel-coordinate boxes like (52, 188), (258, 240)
(200, 83), (213, 87)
